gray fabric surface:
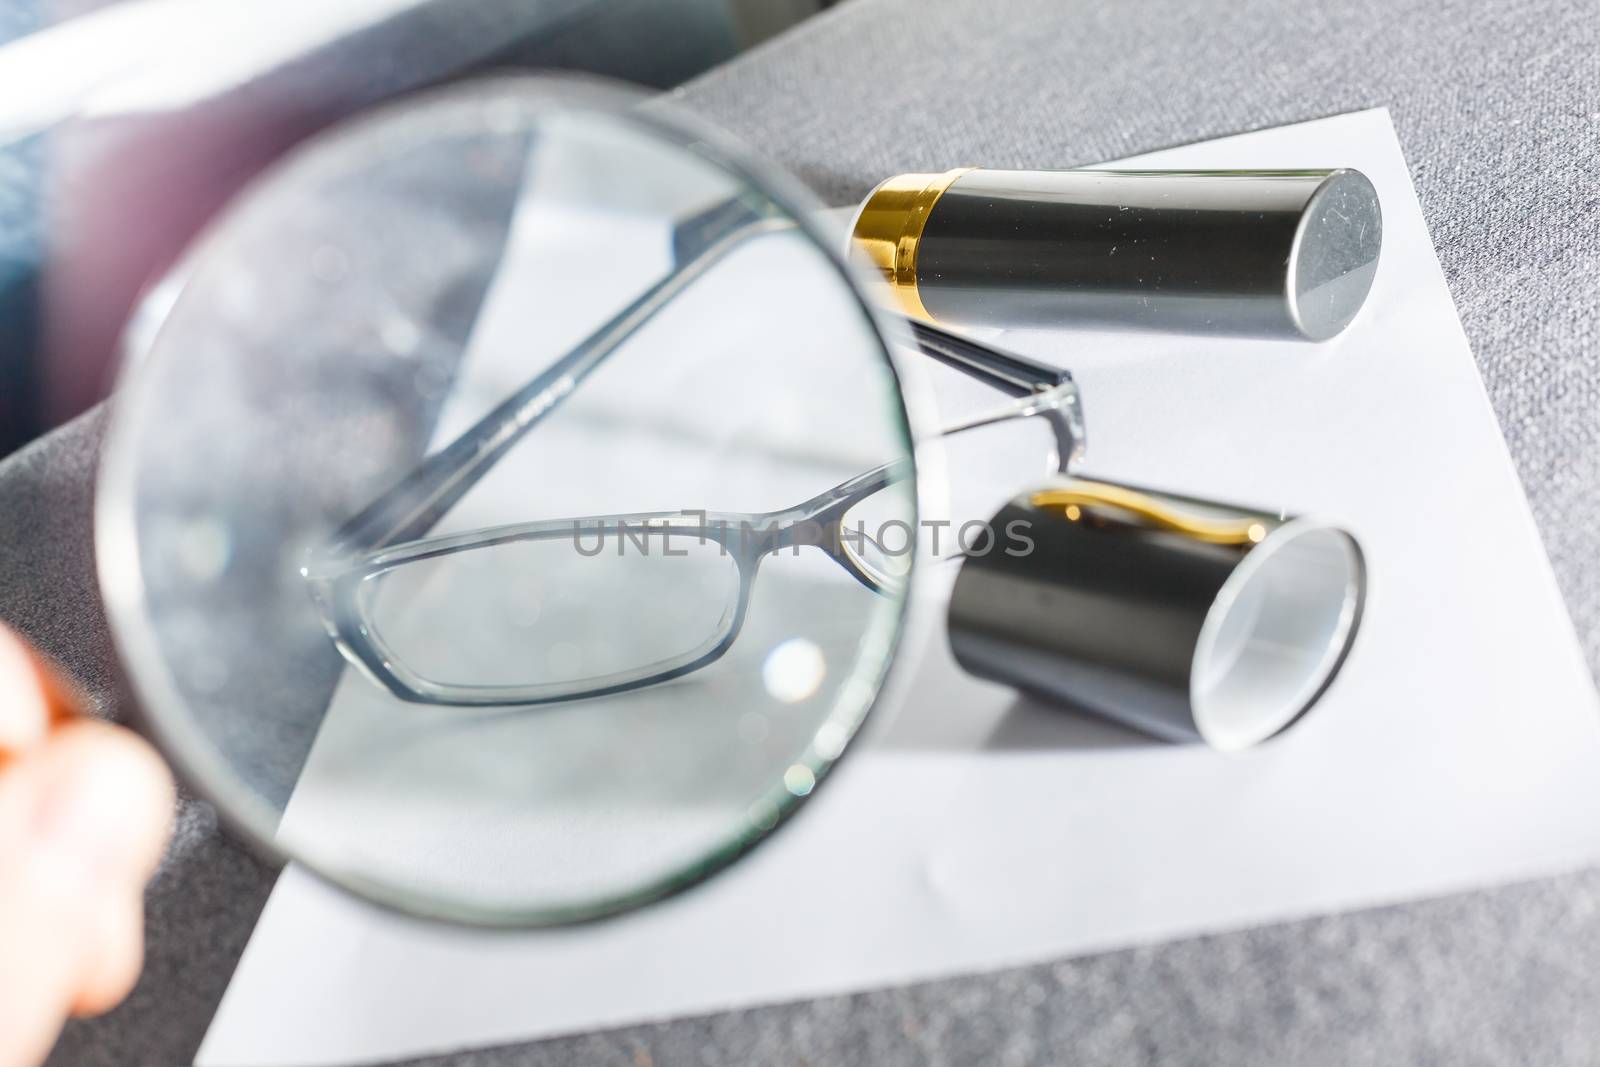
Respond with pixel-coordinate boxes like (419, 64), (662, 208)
(1, 0), (1597, 1062)
(0, 408), (277, 1067)
(388, 869), (1600, 1067)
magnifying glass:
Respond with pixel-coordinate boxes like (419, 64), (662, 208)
(97, 75), (953, 924)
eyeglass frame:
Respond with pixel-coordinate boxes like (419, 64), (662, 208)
(302, 204), (1086, 708)
(307, 382), (1081, 707)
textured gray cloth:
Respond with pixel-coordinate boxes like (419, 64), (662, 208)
(3, 0), (1598, 1062)
(0, 409), (277, 1067)
(387, 869), (1600, 1066)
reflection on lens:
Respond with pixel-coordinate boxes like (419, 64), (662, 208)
(762, 637), (827, 704)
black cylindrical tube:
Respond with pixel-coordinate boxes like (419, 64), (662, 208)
(852, 168), (1382, 340)
(946, 480), (1365, 749)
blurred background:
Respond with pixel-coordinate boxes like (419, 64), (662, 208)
(0, 0), (837, 457)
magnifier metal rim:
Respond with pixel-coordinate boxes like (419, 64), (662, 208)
(95, 73), (947, 926)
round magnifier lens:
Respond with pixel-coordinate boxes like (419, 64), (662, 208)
(97, 77), (919, 924)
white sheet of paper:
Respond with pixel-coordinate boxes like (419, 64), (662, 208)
(197, 108), (1600, 1067)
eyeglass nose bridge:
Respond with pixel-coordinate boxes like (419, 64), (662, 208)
(748, 496), (905, 597)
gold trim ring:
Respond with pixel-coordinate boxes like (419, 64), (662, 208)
(1031, 482), (1270, 547)
(850, 168), (974, 322)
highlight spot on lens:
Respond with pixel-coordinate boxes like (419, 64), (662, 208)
(747, 798), (780, 831)
(177, 516), (231, 581)
(763, 638), (826, 704)
(783, 764), (816, 797)
(379, 314), (422, 356)
(813, 721), (849, 760)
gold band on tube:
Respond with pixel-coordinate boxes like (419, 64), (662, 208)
(850, 168), (973, 322)
(1032, 482), (1270, 547)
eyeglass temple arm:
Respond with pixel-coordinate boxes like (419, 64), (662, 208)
(797, 375), (1081, 519)
(322, 198), (778, 557)
(906, 318), (1071, 398)
(323, 197), (1071, 558)
(912, 320), (1085, 473)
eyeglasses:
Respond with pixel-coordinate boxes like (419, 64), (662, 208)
(302, 199), (1085, 709)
